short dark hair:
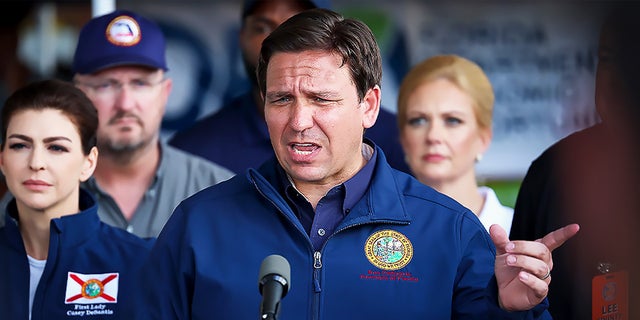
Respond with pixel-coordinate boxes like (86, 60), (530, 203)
(242, 0), (319, 21)
(1, 79), (98, 155)
(256, 8), (382, 102)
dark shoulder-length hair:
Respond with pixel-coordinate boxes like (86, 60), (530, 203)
(1, 79), (98, 155)
(256, 8), (382, 102)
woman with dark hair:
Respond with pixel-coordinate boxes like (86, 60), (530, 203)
(0, 79), (152, 319)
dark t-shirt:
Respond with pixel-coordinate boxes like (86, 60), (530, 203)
(511, 123), (640, 319)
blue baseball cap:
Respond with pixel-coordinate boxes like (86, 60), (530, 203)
(72, 10), (167, 74)
(241, 0), (332, 19)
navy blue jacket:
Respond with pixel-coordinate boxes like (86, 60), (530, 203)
(168, 92), (411, 174)
(138, 144), (549, 319)
(0, 189), (154, 319)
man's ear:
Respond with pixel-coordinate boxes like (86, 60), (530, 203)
(362, 85), (381, 129)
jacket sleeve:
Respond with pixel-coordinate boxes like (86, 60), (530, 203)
(135, 205), (194, 320)
(484, 278), (552, 319)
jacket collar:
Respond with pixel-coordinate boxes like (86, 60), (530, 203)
(247, 140), (411, 227)
(3, 189), (101, 251)
(49, 189), (101, 247)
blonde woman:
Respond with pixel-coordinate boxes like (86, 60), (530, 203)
(397, 54), (513, 233)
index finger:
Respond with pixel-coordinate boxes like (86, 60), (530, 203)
(537, 223), (580, 252)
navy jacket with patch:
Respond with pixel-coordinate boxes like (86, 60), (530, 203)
(0, 189), (154, 319)
(138, 143), (549, 319)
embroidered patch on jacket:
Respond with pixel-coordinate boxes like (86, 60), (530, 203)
(65, 272), (119, 304)
(365, 229), (413, 270)
(106, 15), (141, 46)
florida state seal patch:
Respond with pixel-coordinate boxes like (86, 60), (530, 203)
(365, 229), (413, 270)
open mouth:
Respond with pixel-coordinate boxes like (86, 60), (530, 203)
(290, 143), (319, 155)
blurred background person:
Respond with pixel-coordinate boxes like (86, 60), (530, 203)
(0, 2), (34, 200)
(510, 3), (640, 319)
(0, 10), (235, 238)
(71, 10), (233, 238)
(397, 54), (513, 233)
(0, 79), (152, 319)
(168, 0), (410, 174)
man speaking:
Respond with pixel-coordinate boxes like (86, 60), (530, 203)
(136, 8), (578, 319)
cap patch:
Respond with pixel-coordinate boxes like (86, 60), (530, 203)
(106, 15), (141, 47)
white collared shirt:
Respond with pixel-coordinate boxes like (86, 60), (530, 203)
(477, 186), (514, 235)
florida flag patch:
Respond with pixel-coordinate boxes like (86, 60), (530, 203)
(65, 272), (119, 304)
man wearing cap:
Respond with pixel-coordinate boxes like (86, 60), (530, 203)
(72, 10), (234, 238)
(168, 0), (411, 175)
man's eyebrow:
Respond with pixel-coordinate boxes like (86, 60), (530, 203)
(265, 91), (290, 99)
(310, 90), (340, 98)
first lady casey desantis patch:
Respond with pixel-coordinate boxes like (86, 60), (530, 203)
(365, 229), (413, 270)
(65, 272), (119, 304)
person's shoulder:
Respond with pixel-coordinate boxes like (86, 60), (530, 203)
(536, 124), (602, 160)
(524, 124), (601, 178)
(169, 93), (255, 143)
(98, 222), (155, 251)
(175, 105), (240, 134)
(178, 159), (280, 208)
(162, 144), (235, 178)
(391, 168), (470, 214)
(389, 169), (489, 243)
(170, 173), (253, 221)
(162, 143), (218, 166)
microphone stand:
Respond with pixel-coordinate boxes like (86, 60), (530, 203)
(259, 278), (284, 320)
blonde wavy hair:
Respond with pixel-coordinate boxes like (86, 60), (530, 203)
(397, 54), (494, 131)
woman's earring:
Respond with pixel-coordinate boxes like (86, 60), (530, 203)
(475, 153), (483, 163)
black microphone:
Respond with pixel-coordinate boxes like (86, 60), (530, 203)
(258, 254), (291, 320)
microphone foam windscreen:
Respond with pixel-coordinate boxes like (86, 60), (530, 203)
(259, 254), (291, 285)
